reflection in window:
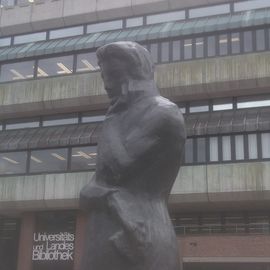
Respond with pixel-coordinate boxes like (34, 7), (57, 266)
(0, 37), (11, 47)
(248, 134), (258, 159)
(210, 137), (218, 162)
(219, 35), (228, 56)
(149, 43), (158, 64)
(213, 100), (233, 111)
(207, 36), (216, 57)
(81, 114), (105, 123)
(0, 61), (35, 82)
(76, 52), (99, 72)
(184, 39), (192, 60)
(14, 32), (46, 45)
(262, 133), (270, 158)
(189, 4), (230, 18)
(222, 136), (231, 161)
(189, 103), (209, 113)
(195, 38), (204, 58)
(172, 40), (181, 61)
(237, 97), (270, 109)
(146, 10), (185, 25)
(197, 137), (206, 163)
(38, 55), (73, 77)
(231, 33), (240, 54)
(235, 135), (244, 160)
(87, 20), (123, 34)
(185, 139), (193, 164)
(6, 119), (39, 130)
(234, 0), (270, 12)
(256, 29), (265, 51)
(43, 114), (78, 127)
(161, 42), (169, 62)
(126, 17), (143, 28)
(49, 26), (84, 39)
(243, 31), (253, 53)
(0, 151), (27, 175)
(30, 148), (68, 173)
(71, 146), (97, 170)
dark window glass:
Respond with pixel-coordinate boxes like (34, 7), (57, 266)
(87, 20), (123, 33)
(195, 37), (204, 58)
(71, 146), (97, 170)
(172, 40), (181, 61)
(43, 114), (78, 127)
(30, 148), (68, 173)
(146, 10), (185, 25)
(184, 138), (193, 163)
(0, 61), (35, 82)
(219, 34), (228, 56)
(126, 17), (143, 27)
(184, 39), (192, 60)
(38, 55), (73, 77)
(243, 31), (253, 52)
(0, 37), (11, 47)
(248, 134), (258, 159)
(189, 4), (230, 18)
(256, 29), (266, 51)
(197, 137), (206, 163)
(50, 26), (84, 39)
(14, 32), (46, 45)
(149, 43), (158, 63)
(207, 36), (216, 57)
(0, 151), (27, 175)
(76, 52), (99, 72)
(231, 33), (240, 54)
(161, 42), (169, 62)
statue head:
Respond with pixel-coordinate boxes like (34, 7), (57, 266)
(96, 41), (155, 100)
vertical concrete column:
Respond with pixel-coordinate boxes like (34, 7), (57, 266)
(17, 212), (35, 270)
(74, 211), (87, 270)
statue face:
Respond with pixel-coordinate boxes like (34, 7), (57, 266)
(99, 57), (128, 100)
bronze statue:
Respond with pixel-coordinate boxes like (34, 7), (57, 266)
(80, 41), (186, 270)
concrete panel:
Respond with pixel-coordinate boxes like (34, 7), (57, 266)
(169, 0), (203, 9)
(132, 0), (169, 15)
(0, 5), (32, 35)
(63, 0), (97, 25)
(31, 0), (65, 31)
(97, 0), (133, 20)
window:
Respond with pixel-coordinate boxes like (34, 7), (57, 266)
(231, 33), (240, 54)
(6, 119), (39, 130)
(149, 43), (158, 63)
(243, 31), (253, 53)
(184, 138), (193, 164)
(49, 26), (84, 39)
(197, 137), (206, 163)
(71, 146), (97, 170)
(248, 134), (258, 159)
(235, 135), (245, 160)
(262, 133), (270, 158)
(234, 0), (270, 12)
(189, 102), (209, 113)
(0, 151), (27, 175)
(209, 137), (218, 162)
(146, 10), (185, 25)
(14, 32), (46, 45)
(30, 148), (68, 173)
(81, 114), (105, 123)
(0, 37), (11, 47)
(38, 55), (73, 77)
(195, 37), (204, 58)
(0, 61), (35, 82)
(184, 39), (192, 60)
(213, 99), (233, 111)
(237, 96), (270, 109)
(256, 29), (266, 51)
(87, 20), (123, 34)
(189, 4), (230, 18)
(0, 0), (15, 7)
(43, 114), (78, 127)
(76, 52), (99, 72)
(222, 136), (231, 161)
(207, 36), (216, 57)
(172, 40), (181, 61)
(219, 34), (228, 56)
(126, 17), (143, 28)
(161, 42), (169, 62)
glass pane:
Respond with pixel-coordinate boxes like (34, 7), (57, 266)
(231, 33), (240, 54)
(0, 61), (35, 82)
(256, 29), (265, 51)
(197, 137), (206, 163)
(0, 37), (11, 47)
(126, 17), (143, 28)
(43, 114), (78, 127)
(87, 20), (123, 33)
(81, 114), (105, 123)
(184, 39), (192, 60)
(222, 136), (231, 161)
(195, 37), (204, 58)
(0, 151), (27, 175)
(71, 146), (97, 170)
(219, 34), (228, 56)
(14, 32), (46, 45)
(38, 55), (73, 77)
(237, 96), (270, 109)
(172, 40), (181, 61)
(243, 31), (253, 53)
(6, 119), (39, 130)
(207, 36), (216, 57)
(149, 43), (158, 64)
(184, 138), (193, 164)
(161, 42), (169, 62)
(190, 102), (209, 113)
(262, 133), (270, 158)
(30, 148), (68, 173)
(0, 0), (15, 7)
(248, 134), (258, 159)
(235, 135), (244, 160)
(146, 10), (185, 25)
(213, 99), (233, 111)
(76, 52), (99, 72)
(189, 4), (230, 18)
(49, 26), (84, 39)
(234, 0), (270, 12)
(210, 137), (218, 162)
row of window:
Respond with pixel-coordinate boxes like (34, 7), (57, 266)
(184, 132), (270, 165)
(1, 26), (270, 83)
(172, 211), (270, 235)
(0, 0), (270, 47)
